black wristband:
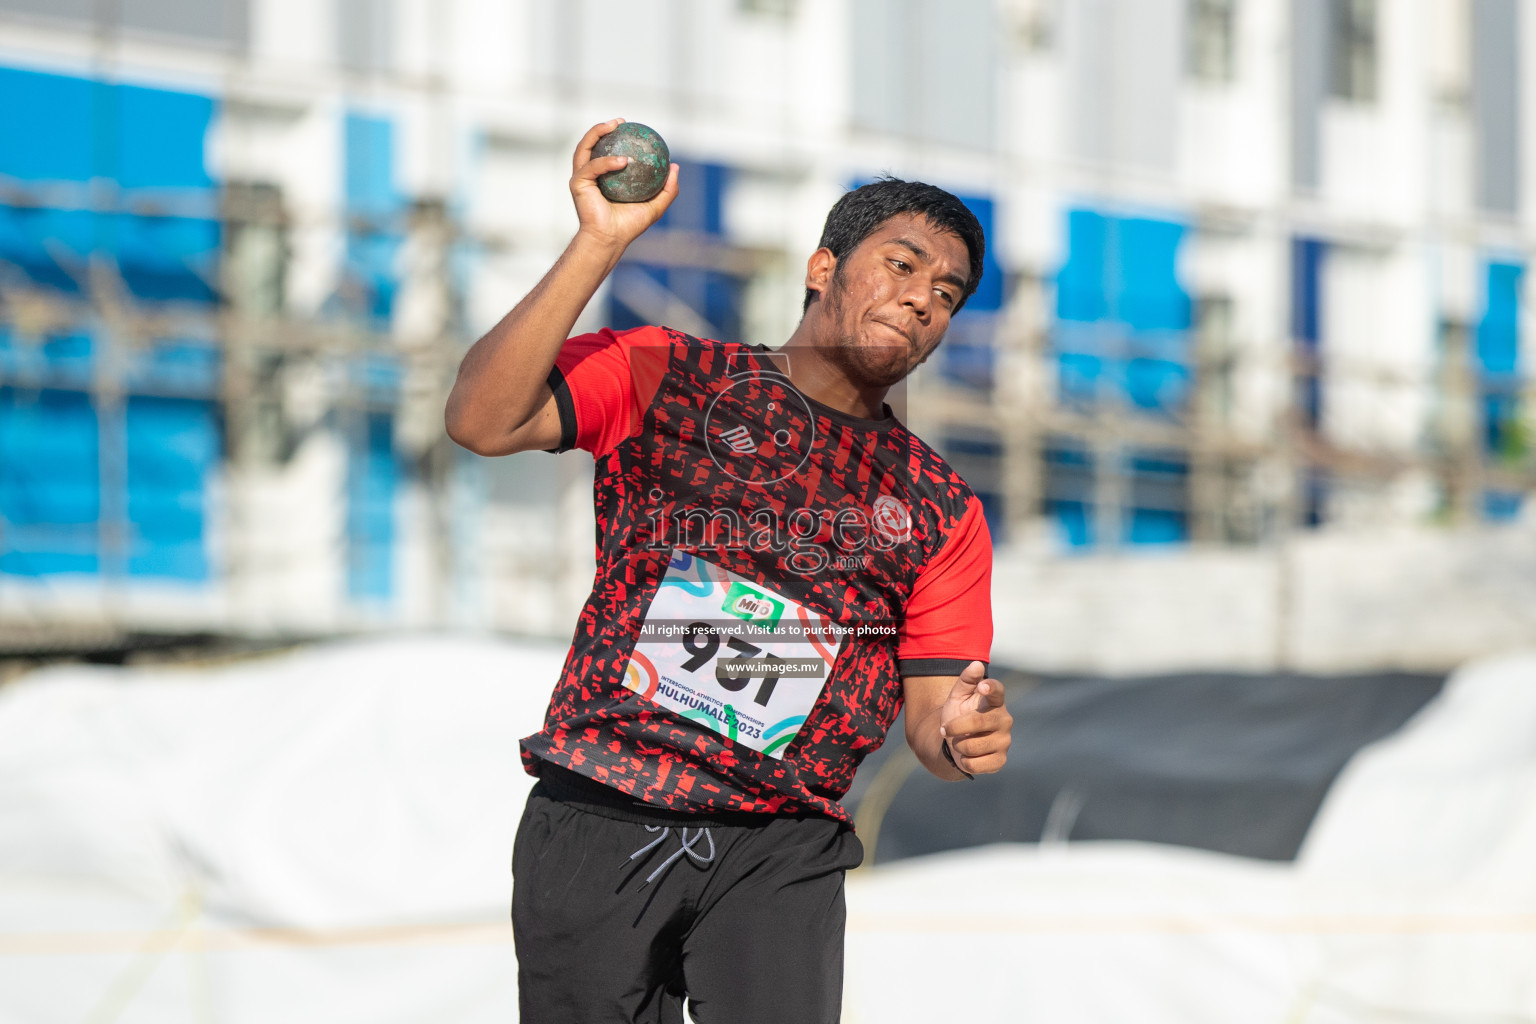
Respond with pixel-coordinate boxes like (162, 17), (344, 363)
(941, 735), (974, 781)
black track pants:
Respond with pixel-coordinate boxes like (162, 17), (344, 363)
(511, 774), (865, 1024)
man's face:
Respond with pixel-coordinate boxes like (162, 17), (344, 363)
(812, 212), (971, 389)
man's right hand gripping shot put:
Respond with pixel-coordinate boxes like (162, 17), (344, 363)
(445, 119), (1013, 1024)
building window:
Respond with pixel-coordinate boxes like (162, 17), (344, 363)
(1428, 0), (1471, 109)
(1328, 0), (1376, 102)
(1003, 0), (1056, 54)
(1473, 0), (1520, 214)
(1194, 295), (1236, 424)
(1187, 0), (1236, 83)
(338, 0), (393, 75)
(1043, 438), (1096, 548)
(1124, 449), (1190, 544)
(851, 0), (996, 150)
(0, 0), (250, 52)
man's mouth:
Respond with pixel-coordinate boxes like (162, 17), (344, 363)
(869, 318), (915, 347)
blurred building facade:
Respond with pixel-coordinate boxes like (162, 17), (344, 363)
(0, 0), (1531, 661)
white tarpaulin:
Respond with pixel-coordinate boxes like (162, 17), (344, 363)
(0, 635), (556, 1024)
(2, 636), (1534, 1022)
(845, 650), (1536, 1023)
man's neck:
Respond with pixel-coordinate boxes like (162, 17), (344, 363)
(779, 324), (890, 421)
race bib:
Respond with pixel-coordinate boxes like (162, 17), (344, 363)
(621, 550), (844, 758)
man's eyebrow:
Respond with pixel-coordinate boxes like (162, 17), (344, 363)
(884, 237), (927, 264)
(889, 237), (932, 262)
(887, 236), (969, 291)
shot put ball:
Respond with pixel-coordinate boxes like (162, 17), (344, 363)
(592, 122), (670, 203)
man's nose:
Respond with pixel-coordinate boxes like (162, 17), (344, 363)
(901, 277), (931, 316)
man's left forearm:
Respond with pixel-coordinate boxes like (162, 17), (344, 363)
(902, 664), (1013, 779)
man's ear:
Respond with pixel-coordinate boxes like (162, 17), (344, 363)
(804, 247), (836, 305)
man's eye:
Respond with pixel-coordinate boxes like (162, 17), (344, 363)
(891, 259), (909, 272)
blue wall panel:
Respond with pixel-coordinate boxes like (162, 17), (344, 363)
(1291, 237), (1327, 439)
(0, 209), (218, 301)
(115, 83), (217, 191)
(127, 396), (217, 580)
(656, 161), (727, 236)
(113, 212), (220, 303)
(1054, 207), (1192, 415)
(1043, 440), (1095, 548)
(1055, 210), (1109, 405)
(0, 386), (219, 581)
(0, 66), (220, 303)
(345, 113), (398, 215)
(0, 332), (96, 389)
(339, 114), (402, 601)
(126, 340), (222, 394)
(1477, 259), (1523, 458)
(347, 412), (397, 601)
(0, 387), (100, 575)
(1477, 261), (1522, 374)
(1484, 490), (1524, 521)
(0, 64), (222, 584)
(343, 112), (402, 326)
(1057, 210), (1110, 323)
(1478, 259), (1525, 520)
(1290, 238), (1325, 348)
(1123, 450), (1189, 544)
(1117, 217), (1190, 332)
(0, 67), (215, 188)
(0, 206), (95, 293)
(0, 66), (96, 181)
(1051, 206), (1193, 545)
(336, 114), (404, 601)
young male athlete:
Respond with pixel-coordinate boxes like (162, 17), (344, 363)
(445, 119), (1013, 1024)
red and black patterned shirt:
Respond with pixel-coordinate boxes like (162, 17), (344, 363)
(520, 325), (992, 824)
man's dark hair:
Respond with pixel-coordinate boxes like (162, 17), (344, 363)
(802, 177), (986, 314)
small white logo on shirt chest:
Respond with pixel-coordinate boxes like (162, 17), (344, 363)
(718, 424), (756, 455)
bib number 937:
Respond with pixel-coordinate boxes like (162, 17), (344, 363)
(680, 622), (783, 707)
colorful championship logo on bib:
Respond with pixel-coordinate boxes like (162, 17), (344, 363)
(622, 650), (660, 701)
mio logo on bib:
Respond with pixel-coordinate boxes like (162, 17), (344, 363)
(721, 582), (784, 628)
(622, 550), (843, 759)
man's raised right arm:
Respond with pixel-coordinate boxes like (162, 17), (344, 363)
(444, 119), (679, 457)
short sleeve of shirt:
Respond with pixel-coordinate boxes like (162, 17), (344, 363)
(546, 326), (669, 457)
(897, 495), (993, 677)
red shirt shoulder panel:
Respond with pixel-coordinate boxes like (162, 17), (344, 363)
(553, 325), (672, 457)
(897, 494), (993, 673)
